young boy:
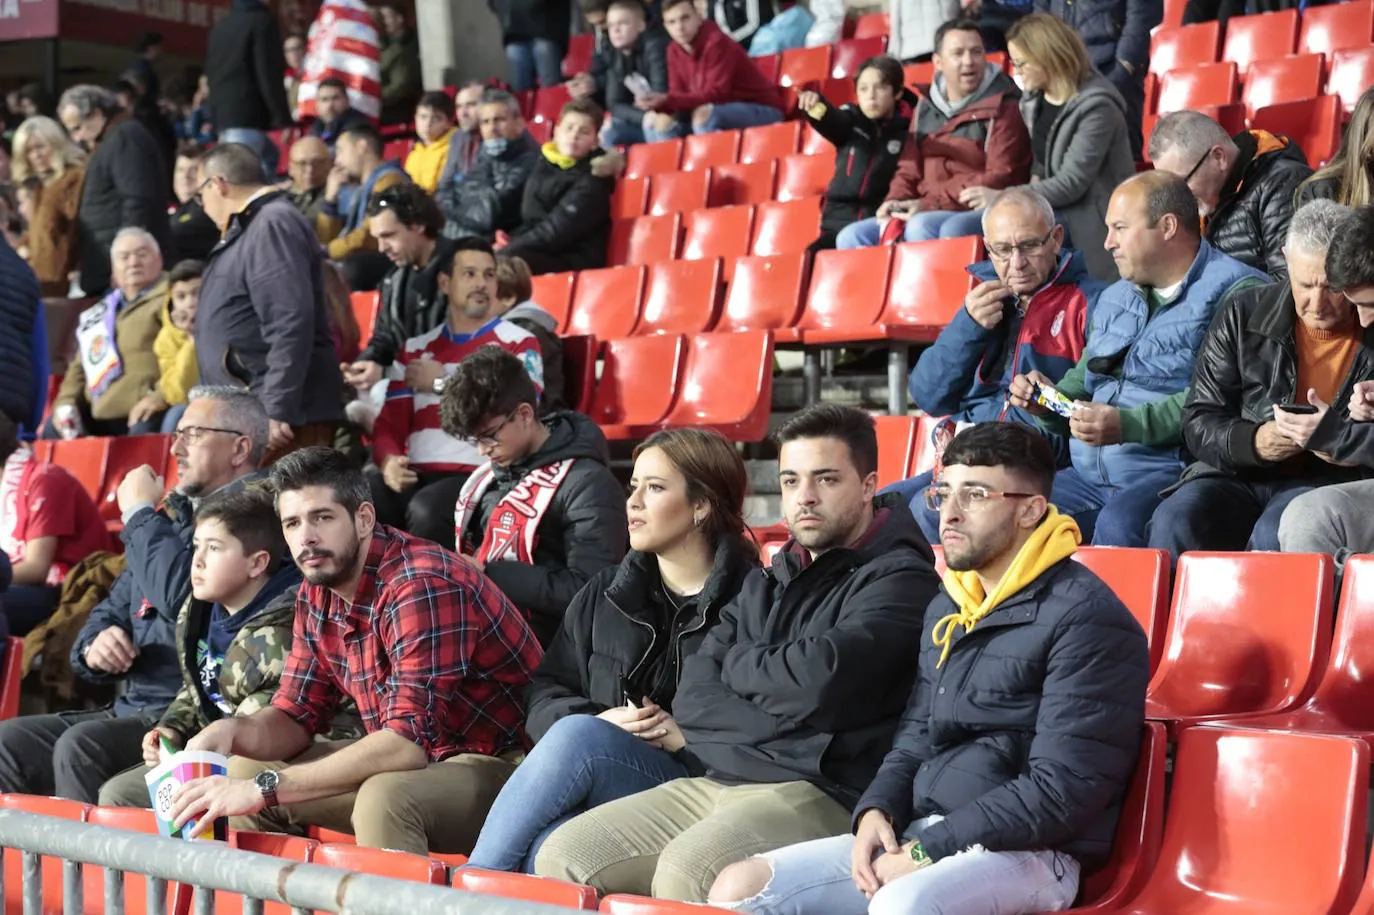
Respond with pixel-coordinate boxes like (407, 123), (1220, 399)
(129, 259), (202, 436)
(495, 255), (566, 413)
(404, 91), (459, 194)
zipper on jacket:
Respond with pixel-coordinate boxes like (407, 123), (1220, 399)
(606, 593), (658, 687)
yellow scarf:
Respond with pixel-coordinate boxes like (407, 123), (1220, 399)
(933, 506), (1081, 668)
(541, 142), (579, 170)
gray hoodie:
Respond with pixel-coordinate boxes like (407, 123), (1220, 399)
(504, 301), (567, 413)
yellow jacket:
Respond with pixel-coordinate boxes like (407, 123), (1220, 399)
(153, 297), (198, 406)
(404, 128), (457, 193)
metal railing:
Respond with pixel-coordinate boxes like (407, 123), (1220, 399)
(0, 810), (582, 915)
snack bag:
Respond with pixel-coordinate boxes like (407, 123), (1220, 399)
(1033, 382), (1081, 419)
(145, 748), (230, 841)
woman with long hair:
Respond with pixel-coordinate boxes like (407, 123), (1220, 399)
(11, 116), (86, 295)
(1299, 87), (1374, 209)
(466, 427), (760, 873)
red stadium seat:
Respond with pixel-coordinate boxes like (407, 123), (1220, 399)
(1161, 0), (1185, 28)
(774, 153), (833, 202)
(707, 162), (777, 207)
(800, 123), (831, 156)
(85, 806), (182, 915)
(527, 120), (554, 145)
(1240, 53), (1322, 120)
(1149, 22), (1221, 76)
(903, 61), (936, 88)
(831, 37), (887, 79)
(681, 131), (740, 171)
(796, 247), (894, 342)
(456, 868), (598, 909)
(382, 139), (414, 162)
(1072, 547), (1171, 674)
(100, 434), (173, 527)
(528, 271), (577, 332)
(821, 76), (858, 107)
(531, 84), (573, 124)
(624, 139), (684, 178)
(752, 53), (781, 83)
(640, 259), (722, 335)
(718, 253), (807, 341)
(874, 416), (918, 489)
(681, 206), (755, 271)
(0, 637), (22, 721)
(607, 214), (680, 265)
(1221, 9), (1298, 76)
(1145, 552), (1332, 730)
(1143, 102), (1247, 160)
(660, 331), (774, 441)
(868, 238), (982, 343)
(565, 265), (646, 339)
(313, 844), (447, 884)
(562, 334), (598, 414)
(750, 198), (822, 256)
(1156, 61), (1238, 113)
(1091, 727), (1366, 915)
(1299, 0), (1374, 57)
(778, 46), (832, 87)
(562, 32), (595, 78)
(50, 437), (108, 502)
(306, 826), (356, 845)
(222, 830), (319, 915)
(611, 175), (649, 220)
(738, 121), (802, 164)
(645, 169), (710, 215)
(3, 795), (89, 914)
(851, 12), (889, 39)
(590, 335), (685, 438)
(1251, 95), (1342, 166)
(30, 440), (52, 463)
(1326, 47), (1374, 116)
(350, 290), (380, 348)
(600, 896), (736, 914)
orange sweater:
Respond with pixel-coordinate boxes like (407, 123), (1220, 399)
(1295, 319), (1360, 405)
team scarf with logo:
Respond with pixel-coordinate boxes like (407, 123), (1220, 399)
(75, 290), (127, 399)
(454, 459), (575, 565)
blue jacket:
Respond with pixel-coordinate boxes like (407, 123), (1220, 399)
(908, 249), (1103, 466)
(0, 236), (43, 431)
(1070, 240), (1267, 487)
(1034, 0), (1160, 77)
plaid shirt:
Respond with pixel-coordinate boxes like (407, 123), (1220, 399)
(272, 525), (542, 761)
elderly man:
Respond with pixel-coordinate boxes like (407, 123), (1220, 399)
(0, 386), (269, 802)
(1150, 111), (1312, 278)
(58, 85), (171, 296)
(49, 228), (168, 439)
(887, 187), (1105, 541)
(444, 89), (541, 241)
(1009, 171), (1268, 545)
(1148, 200), (1374, 558)
(283, 135), (331, 221)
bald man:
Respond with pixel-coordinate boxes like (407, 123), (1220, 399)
(284, 135), (332, 220)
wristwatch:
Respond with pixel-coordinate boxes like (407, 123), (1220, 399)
(909, 840), (930, 865)
(254, 769), (280, 809)
(432, 375), (447, 395)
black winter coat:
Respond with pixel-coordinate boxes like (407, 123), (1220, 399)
(0, 235), (41, 429)
(361, 236), (457, 367)
(673, 496), (941, 808)
(1181, 281), (1374, 481)
(802, 95), (913, 236)
(489, 0), (572, 47)
(462, 412), (628, 646)
(857, 559), (1149, 868)
(504, 151), (615, 274)
(77, 114), (172, 297)
(1034, 0), (1158, 77)
(604, 28), (671, 126)
(1207, 131), (1312, 278)
(523, 534), (759, 742)
(170, 199), (222, 264)
(445, 132), (542, 240)
(204, 0), (293, 132)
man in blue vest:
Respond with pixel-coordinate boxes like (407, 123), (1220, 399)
(1009, 171), (1267, 546)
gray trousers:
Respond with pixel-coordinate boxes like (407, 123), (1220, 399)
(1277, 481), (1374, 569)
(0, 709), (160, 803)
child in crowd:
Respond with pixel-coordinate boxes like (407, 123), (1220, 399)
(132, 259), (202, 436)
(495, 255), (567, 412)
(404, 92), (459, 194)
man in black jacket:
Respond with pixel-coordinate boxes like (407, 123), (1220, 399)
(0, 233), (41, 431)
(1150, 111), (1312, 279)
(710, 423), (1149, 915)
(1149, 200), (1374, 559)
(534, 404), (941, 902)
(0, 386), (269, 803)
(58, 85), (171, 297)
(195, 143), (344, 464)
(442, 347), (626, 646)
(596, 0), (671, 148)
(309, 78), (374, 149)
(444, 89), (541, 241)
(204, 0), (293, 179)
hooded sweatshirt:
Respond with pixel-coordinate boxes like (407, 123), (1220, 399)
(153, 298), (199, 407)
(405, 127), (458, 193)
(503, 301), (566, 413)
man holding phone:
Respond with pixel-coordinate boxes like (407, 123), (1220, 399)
(1146, 199), (1374, 559)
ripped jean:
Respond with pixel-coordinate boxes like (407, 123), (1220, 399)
(724, 815), (1080, 915)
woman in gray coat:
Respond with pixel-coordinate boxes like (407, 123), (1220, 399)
(1004, 13), (1135, 281)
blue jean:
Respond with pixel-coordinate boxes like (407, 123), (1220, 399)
(465, 714), (690, 873)
(695, 102), (783, 134)
(601, 117), (648, 148)
(219, 127), (279, 181)
(1147, 475), (1314, 560)
(726, 815), (1080, 915)
(1050, 467), (1179, 547)
(3, 584), (58, 637)
(645, 116), (690, 143)
(506, 39), (564, 91)
(836, 210), (985, 249)
(160, 403), (188, 435)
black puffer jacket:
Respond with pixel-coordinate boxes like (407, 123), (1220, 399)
(857, 558), (1149, 868)
(524, 534), (759, 742)
(1206, 131), (1312, 278)
(604, 28), (671, 126)
(672, 496), (941, 808)
(361, 236), (457, 367)
(444, 132), (541, 240)
(77, 112), (172, 296)
(461, 412), (628, 646)
(0, 235), (41, 429)
(801, 93), (914, 243)
(503, 149), (615, 274)
(1181, 281), (1374, 481)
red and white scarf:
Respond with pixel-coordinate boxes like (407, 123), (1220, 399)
(454, 459), (575, 565)
(0, 447), (35, 565)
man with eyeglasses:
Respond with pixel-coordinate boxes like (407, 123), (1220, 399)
(282, 135), (332, 221)
(0, 385), (271, 803)
(368, 237), (543, 550)
(1149, 110), (1312, 279)
(1009, 171), (1266, 546)
(709, 422), (1148, 915)
(891, 187), (1104, 542)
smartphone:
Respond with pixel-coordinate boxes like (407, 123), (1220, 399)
(624, 73), (652, 97)
(619, 675), (642, 708)
(1278, 403), (1319, 414)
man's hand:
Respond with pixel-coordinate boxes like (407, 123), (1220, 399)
(635, 91), (667, 111)
(567, 73), (596, 100)
(84, 626), (138, 674)
(877, 199), (918, 220)
(852, 808), (901, 896)
(342, 360), (384, 391)
(964, 280), (1011, 330)
(957, 186), (997, 211)
(268, 420), (294, 454)
(796, 90), (822, 113)
(1350, 381), (1374, 422)
(142, 727), (182, 768)
(324, 164), (350, 204)
(116, 465), (165, 514)
(171, 776), (265, 832)
(1254, 421), (1304, 462)
(185, 719), (240, 756)
(871, 847), (922, 892)
(1008, 370), (1054, 415)
(1273, 393), (1330, 448)
(1070, 403), (1122, 446)
(404, 358), (446, 393)
(52, 404), (82, 440)
(597, 704), (663, 730)
(127, 392), (167, 427)
(381, 455), (418, 493)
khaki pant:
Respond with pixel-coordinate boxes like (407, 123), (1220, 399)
(98, 763), (157, 807)
(533, 778), (851, 902)
(261, 422), (338, 466)
(226, 740), (517, 855)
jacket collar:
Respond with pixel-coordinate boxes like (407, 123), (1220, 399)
(1248, 281), (1374, 351)
(214, 189), (290, 255)
(605, 534), (758, 623)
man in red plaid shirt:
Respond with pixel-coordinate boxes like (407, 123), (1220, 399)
(170, 447), (543, 854)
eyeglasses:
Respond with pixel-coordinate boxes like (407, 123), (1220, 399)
(192, 176), (214, 206)
(986, 229), (1056, 262)
(924, 484), (1037, 512)
(1182, 148), (1213, 185)
(464, 411), (518, 447)
(173, 425), (245, 446)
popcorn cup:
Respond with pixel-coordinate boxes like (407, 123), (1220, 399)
(144, 749), (230, 841)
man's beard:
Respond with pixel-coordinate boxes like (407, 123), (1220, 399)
(296, 537), (361, 588)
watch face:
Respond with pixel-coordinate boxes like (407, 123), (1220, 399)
(255, 770), (279, 791)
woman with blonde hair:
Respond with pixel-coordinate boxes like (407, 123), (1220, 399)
(1299, 86), (1374, 209)
(11, 116), (86, 295)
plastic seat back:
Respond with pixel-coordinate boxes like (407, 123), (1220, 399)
(752, 53), (781, 83)
(646, 169), (710, 215)
(218, 830), (319, 915)
(1221, 9), (1298, 76)
(600, 895), (736, 914)
(640, 259), (722, 335)
(589, 335), (685, 432)
(1072, 547), (1170, 674)
(681, 131), (740, 172)
(879, 238), (982, 340)
(1299, 0), (1374, 56)
(1328, 47), (1374, 115)
(750, 198), (822, 257)
(50, 437), (109, 502)
(607, 214), (680, 266)
(314, 843), (447, 884)
(1300, 555), (1374, 728)
(661, 331), (774, 441)
(831, 37), (887, 78)
(903, 60), (936, 88)
(1157, 61), (1237, 113)
(2, 795), (89, 914)
(455, 866), (598, 909)
(562, 334), (598, 414)
(797, 246), (895, 338)
(612, 175), (649, 220)
(682, 206), (755, 266)
(350, 291), (380, 348)
(529, 271), (577, 332)
(708, 162), (778, 207)
(562, 32), (595, 77)
(1123, 727), (1366, 915)
(100, 434), (173, 526)
(0, 637), (22, 721)
(1149, 22), (1221, 76)
(738, 121), (802, 164)
(851, 12), (889, 39)
(775, 153), (833, 202)
(85, 805), (181, 915)
(1251, 94), (1342, 166)
(822, 76), (858, 107)
(874, 416), (917, 489)
(566, 266), (646, 339)
(778, 46), (832, 87)
(625, 139), (684, 178)
(1146, 551), (1331, 722)
(719, 253), (807, 336)
(531, 84), (573, 125)
(800, 123), (830, 156)
(1241, 53), (1322, 119)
